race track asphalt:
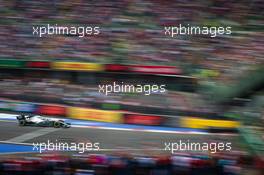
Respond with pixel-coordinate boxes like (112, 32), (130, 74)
(0, 120), (245, 156)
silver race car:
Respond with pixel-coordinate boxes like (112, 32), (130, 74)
(16, 114), (71, 128)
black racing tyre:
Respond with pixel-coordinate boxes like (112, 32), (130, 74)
(19, 120), (26, 126)
(53, 121), (61, 128)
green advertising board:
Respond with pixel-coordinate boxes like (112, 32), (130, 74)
(0, 59), (26, 68)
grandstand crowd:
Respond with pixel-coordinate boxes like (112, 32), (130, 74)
(0, 76), (207, 112)
(0, 0), (263, 113)
(0, 0), (263, 83)
(0, 1), (263, 174)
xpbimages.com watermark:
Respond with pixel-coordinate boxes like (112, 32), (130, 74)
(33, 140), (100, 153)
(164, 140), (232, 154)
(98, 82), (166, 95)
(32, 24), (100, 37)
(164, 24), (232, 38)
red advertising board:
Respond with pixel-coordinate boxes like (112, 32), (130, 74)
(124, 114), (162, 126)
(27, 61), (50, 68)
(37, 105), (66, 116)
(105, 64), (129, 72)
(128, 65), (182, 75)
(105, 64), (182, 75)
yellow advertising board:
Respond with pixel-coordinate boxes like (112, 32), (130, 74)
(51, 62), (104, 71)
(67, 107), (123, 123)
(180, 117), (240, 129)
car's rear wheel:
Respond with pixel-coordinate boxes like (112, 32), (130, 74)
(53, 121), (61, 128)
(19, 120), (26, 126)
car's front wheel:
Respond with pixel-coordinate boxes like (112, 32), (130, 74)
(53, 121), (61, 128)
(19, 120), (26, 126)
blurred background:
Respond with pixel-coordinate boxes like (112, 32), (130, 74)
(0, 0), (263, 174)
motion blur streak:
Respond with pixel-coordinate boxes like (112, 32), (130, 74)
(0, 0), (263, 174)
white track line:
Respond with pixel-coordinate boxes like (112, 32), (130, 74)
(0, 120), (16, 122)
(6, 128), (61, 143)
(0, 141), (33, 146)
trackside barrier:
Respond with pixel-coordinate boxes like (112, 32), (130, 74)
(0, 59), (26, 68)
(0, 100), (36, 113)
(37, 105), (66, 116)
(0, 59), (184, 75)
(180, 117), (241, 129)
(0, 99), (241, 129)
(26, 61), (50, 68)
(51, 62), (104, 71)
(67, 107), (123, 123)
(0, 100), (123, 123)
(124, 114), (163, 125)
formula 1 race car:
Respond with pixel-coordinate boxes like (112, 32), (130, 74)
(16, 114), (71, 128)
